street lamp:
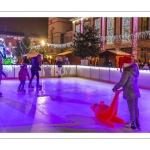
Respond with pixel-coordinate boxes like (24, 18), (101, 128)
(41, 40), (45, 46)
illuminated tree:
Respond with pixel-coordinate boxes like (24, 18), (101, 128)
(72, 25), (101, 59)
(13, 35), (32, 57)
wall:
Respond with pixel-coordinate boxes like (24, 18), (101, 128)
(64, 31), (72, 43)
(48, 18), (72, 56)
(71, 17), (150, 62)
(3, 65), (150, 89)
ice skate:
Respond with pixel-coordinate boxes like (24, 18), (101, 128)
(136, 119), (141, 130)
(20, 89), (26, 93)
(28, 84), (34, 89)
(124, 121), (136, 130)
(36, 84), (42, 89)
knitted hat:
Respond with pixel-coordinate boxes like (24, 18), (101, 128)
(119, 56), (132, 71)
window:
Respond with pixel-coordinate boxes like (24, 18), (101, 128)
(142, 17), (149, 31)
(94, 18), (101, 37)
(122, 17), (131, 41)
(120, 47), (132, 54)
(107, 17), (114, 44)
(51, 34), (53, 44)
(60, 33), (64, 44)
(84, 21), (90, 28)
(84, 21), (90, 32)
(76, 24), (80, 33)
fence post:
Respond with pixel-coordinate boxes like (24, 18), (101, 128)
(14, 65), (15, 78)
(54, 65), (55, 77)
(76, 65), (77, 76)
(90, 66), (91, 78)
(109, 68), (110, 81)
(99, 67), (100, 80)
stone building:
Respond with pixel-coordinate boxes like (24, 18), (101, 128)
(48, 17), (150, 65)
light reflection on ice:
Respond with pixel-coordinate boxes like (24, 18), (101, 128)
(37, 96), (50, 104)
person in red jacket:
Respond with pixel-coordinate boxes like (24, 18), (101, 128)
(18, 63), (30, 93)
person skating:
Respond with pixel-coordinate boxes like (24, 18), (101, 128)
(56, 57), (63, 78)
(0, 57), (6, 96)
(112, 56), (141, 130)
(18, 63), (30, 93)
(28, 54), (42, 89)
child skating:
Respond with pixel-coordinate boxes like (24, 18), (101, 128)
(18, 63), (30, 93)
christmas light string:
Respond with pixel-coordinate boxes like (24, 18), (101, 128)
(19, 30), (150, 54)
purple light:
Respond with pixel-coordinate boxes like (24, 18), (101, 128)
(133, 17), (138, 59)
(102, 17), (105, 50)
(80, 18), (83, 33)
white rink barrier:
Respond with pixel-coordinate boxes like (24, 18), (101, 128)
(3, 65), (150, 89)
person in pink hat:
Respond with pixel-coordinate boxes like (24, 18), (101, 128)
(112, 56), (141, 130)
(18, 63), (30, 93)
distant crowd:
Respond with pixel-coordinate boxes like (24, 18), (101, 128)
(15, 56), (150, 70)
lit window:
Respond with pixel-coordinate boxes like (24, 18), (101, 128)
(84, 21), (90, 28)
(107, 17), (114, 44)
(75, 24), (80, 35)
(95, 18), (101, 37)
(142, 17), (149, 31)
(122, 17), (131, 41)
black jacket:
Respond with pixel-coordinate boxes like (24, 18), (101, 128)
(56, 60), (63, 67)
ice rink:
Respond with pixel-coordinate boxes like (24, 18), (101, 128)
(0, 77), (150, 133)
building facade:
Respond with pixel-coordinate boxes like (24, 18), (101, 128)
(48, 18), (72, 57)
(48, 17), (150, 64)
(0, 30), (47, 53)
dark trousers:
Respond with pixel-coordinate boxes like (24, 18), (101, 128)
(29, 69), (39, 85)
(127, 98), (139, 122)
(18, 80), (25, 90)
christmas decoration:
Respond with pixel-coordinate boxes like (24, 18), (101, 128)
(0, 38), (7, 59)
(72, 25), (101, 59)
(0, 38), (14, 64)
(14, 36), (31, 57)
(31, 41), (73, 49)
(2, 58), (13, 65)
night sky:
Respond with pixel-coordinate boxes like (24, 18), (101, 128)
(0, 17), (48, 36)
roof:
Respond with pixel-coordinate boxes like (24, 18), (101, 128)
(57, 50), (73, 56)
(23, 50), (39, 58)
(100, 50), (131, 56)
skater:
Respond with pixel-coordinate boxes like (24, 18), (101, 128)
(28, 54), (42, 89)
(18, 63), (30, 93)
(0, 56), (7, 96)
(56, 57), (63, 78)
(112, 56), (141, 130)
(65, 57), (71, 75)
